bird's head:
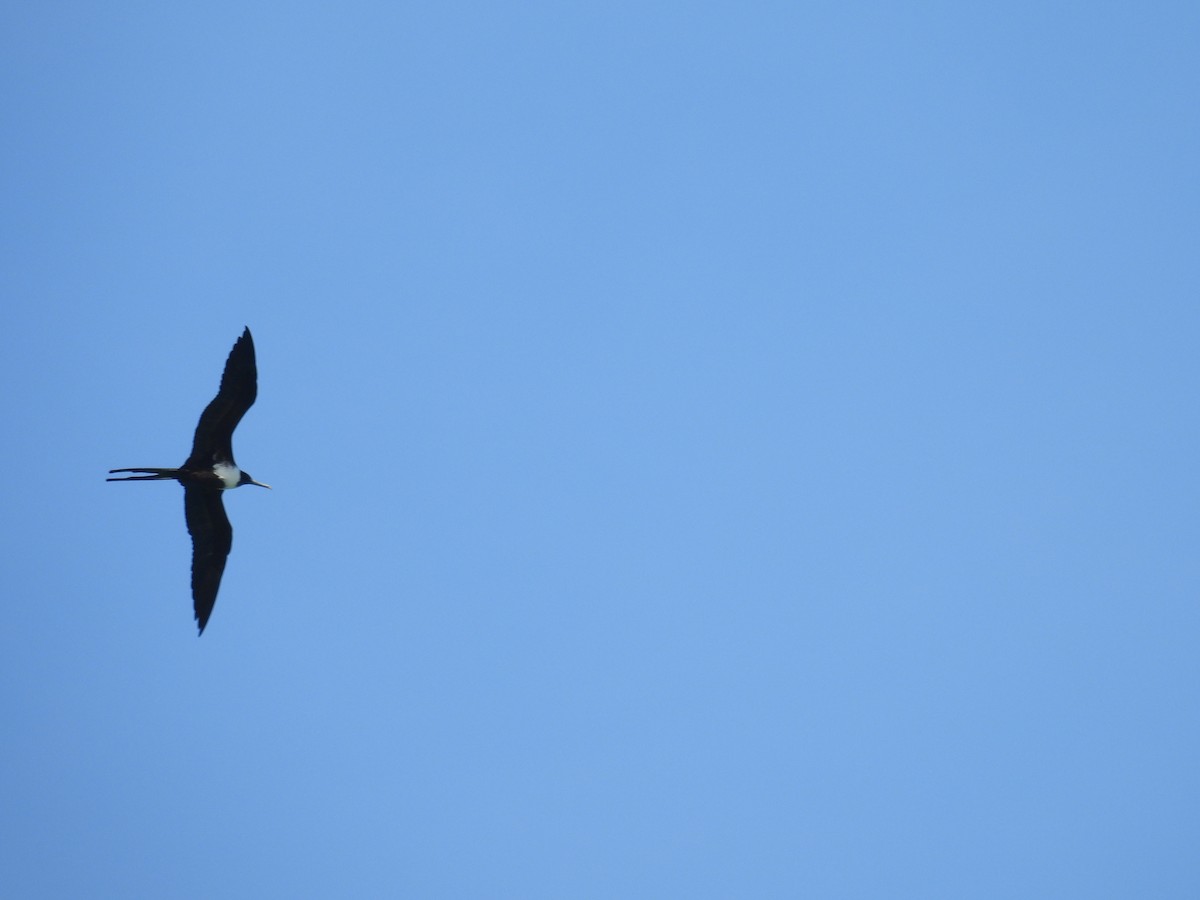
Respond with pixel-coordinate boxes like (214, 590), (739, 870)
(238, 471), (272, 489)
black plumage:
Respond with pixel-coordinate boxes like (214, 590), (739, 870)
(108, 327), (269, 634)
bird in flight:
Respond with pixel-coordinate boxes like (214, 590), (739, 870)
(108, 327), (270, 634)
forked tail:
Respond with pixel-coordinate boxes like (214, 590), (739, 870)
(107, 468), (181, 482)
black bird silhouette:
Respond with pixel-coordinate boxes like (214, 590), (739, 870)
(108, 327), (270, 634)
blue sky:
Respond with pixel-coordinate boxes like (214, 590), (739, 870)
(2, 3), (1198, 897)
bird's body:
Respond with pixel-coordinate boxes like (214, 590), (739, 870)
(108, 327), (269, 634)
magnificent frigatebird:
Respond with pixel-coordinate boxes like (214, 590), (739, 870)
(108, 327), (269, 634)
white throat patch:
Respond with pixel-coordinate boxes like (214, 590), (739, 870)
(213, 462), (241, 489)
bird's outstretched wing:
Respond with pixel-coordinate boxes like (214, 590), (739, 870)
(184, 327), (257, 469)
(184, 486), (233, 635)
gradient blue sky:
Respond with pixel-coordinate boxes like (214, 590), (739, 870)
(2, 3), (1198, 897)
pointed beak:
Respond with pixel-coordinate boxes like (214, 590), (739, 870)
(251, 480), (272, 489)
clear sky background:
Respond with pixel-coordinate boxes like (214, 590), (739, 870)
(2, 3), (1198, 897)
